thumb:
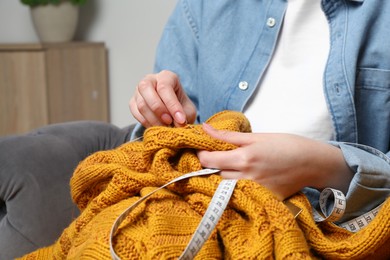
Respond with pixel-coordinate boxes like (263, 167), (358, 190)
(202, 123), (253, 146)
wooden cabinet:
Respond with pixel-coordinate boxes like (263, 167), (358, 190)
(0, 42), (109, 136)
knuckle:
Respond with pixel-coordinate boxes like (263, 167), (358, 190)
(238, 152), (255, 169)
(164, 99), (179, 111)
(149, 101), (162, 113)
(156, 82), (170, 92)
(138, 117), (148, 126)
(156, 81), (175, 96)
(159, 69), (174, 77)
(159, 70), (179, 83)
(137, 99), (148, 113)
(143, 73), (156, 81)
(137, 80), (151, 92)
(129, 95), (139, 108)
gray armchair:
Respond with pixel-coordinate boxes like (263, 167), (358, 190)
(0, 121), (134, 260)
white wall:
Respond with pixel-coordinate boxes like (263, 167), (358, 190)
(0, 0), (177, 127)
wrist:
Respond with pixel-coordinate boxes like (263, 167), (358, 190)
(313, 143), (353, 193)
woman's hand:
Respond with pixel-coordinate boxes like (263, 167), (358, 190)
(197, 124), (353, 200)
(129, 70), (196, 128)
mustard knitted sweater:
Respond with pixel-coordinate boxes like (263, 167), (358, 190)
(21, 111), (390, 259)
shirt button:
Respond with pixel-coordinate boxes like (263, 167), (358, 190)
(267, 17), (276, 28)
(238, 81), (248, 90)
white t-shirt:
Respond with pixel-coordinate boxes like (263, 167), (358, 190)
(244, 0), (334, 141)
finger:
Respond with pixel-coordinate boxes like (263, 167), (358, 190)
(172, 98), (197, 127)
(202, 123), (253, 146)
(182, 99), (197, 124)
(217, 166), (285, 200)
(156, 71), (187, 125)
(129, 96), (150, 127)
(130, 100), (162, 128)
(137, 76), (173, 125)
(219, 170), (243, 180)
(197, 149), (248, 171)
(134, 92), (166, 127)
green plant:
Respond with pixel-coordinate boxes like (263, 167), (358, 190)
(20, 0), (87, 7)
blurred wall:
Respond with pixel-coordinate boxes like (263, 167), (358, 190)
(0, 0), (177, 127)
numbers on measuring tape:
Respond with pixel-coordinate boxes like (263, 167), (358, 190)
(313, 188), (384, 233)
(109, 168), (224, 260)
(179, 179), (236, 260)
(339, 203), (382, 232)
(313, 188), (347, 223)
(109, 168), (384, 260)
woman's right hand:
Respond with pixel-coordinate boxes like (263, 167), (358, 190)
(129, 70), (196, 128)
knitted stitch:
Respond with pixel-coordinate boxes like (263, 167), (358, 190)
(20, 111), (390, 259)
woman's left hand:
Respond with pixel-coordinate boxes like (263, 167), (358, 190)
(197, 123), (353, 200)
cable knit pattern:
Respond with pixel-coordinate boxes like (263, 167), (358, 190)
(20, 111), (390, 259)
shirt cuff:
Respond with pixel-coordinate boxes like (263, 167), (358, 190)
(307, 141), (390, 223)
(129, 123), (145, 141)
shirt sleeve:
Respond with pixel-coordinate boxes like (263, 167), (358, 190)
(153, 0), (201, 116)
(305, 141), (390, 223)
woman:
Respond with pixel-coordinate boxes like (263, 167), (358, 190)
(129, 0), (390, 222)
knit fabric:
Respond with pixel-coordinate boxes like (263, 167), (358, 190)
(20, 111), (390, 259)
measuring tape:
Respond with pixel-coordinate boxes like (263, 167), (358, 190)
(339, 203), (382, 232)
(109, 168), (383, 259)
(109, 168), (224, 260)
(312, 188), (347, 223)
(179, 178), (236, 259)
(311, 187), (384, 233)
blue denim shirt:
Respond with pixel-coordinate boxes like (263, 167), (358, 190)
(134, 0), (390, 222)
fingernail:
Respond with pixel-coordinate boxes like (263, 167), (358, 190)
(174, 112), (186, 124)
